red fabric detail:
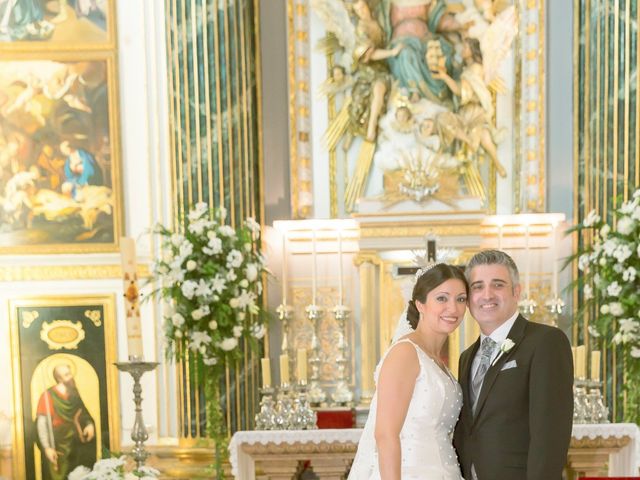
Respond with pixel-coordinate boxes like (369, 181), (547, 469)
(316, 408), (355, 429)
(36, 389), (65, 427)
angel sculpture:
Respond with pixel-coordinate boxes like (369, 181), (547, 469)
(314, 0), (403, 210)
(432, 6), (517, 178)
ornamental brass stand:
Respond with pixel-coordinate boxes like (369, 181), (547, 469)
(115, 360), (159, 469)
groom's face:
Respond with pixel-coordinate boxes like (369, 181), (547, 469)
(468, 263), (521, 334)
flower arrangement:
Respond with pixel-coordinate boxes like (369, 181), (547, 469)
(570, 188), (640, 421)
(69, 457), (159, 480)
(148, 202), (268, 473)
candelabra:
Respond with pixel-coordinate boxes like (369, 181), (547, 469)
(291, 381), (318, 429)
(115, 360), (158, 469)
(518, 297), (537, 316)
(573, 379), (610, 424)
(331, 305), (354, 405)
(277, 303), (295, 373)
(255, 386), (278, 430)
(274, 383), (296, 429)
(306, 304), (327, 405)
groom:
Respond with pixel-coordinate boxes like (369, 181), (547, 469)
(453, 250), (573, 480)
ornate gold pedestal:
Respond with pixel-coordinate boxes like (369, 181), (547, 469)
(565, 435), (632, 479)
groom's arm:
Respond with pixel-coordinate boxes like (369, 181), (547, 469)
(527, 328), (573, 479)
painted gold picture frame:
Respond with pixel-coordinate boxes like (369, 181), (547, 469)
(9, 294), (120, 480)
(0, 51), (123, 253)
(0, 0), (116, 51)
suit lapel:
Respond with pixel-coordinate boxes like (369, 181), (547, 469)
(472, 315), (527, 424)
(461, 338), (480, 424)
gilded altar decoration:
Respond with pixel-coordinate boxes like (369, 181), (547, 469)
(311, 0), (518, 212)
(84, 309), (102, 327)
(21, 310), (39, 328)
(568, 188), (640, 423)
(148, 203), (268, 477)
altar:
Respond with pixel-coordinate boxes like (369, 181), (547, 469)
(229, 424), (640, 480)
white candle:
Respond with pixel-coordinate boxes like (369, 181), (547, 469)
(297, 348), (308, 382)
(524, 224), (531, 298)
(576, 345), (586, 379)
(551, 222), (558, 298)
(338, 229), (343, 305)
(261, 357), (272, 388)
(591, 350), (601, 381)
(280, 353), (290, 385)
(282, 231), (288, 305)
(312, 229), (317, 306)
(120, 237), (144, 360)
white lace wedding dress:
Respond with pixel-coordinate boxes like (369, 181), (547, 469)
(348, 338), (464, 479)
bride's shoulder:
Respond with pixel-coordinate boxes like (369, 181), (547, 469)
(380, 339), (421, 369)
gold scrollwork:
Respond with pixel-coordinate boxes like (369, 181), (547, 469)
(85, 310), (102, 327)
(21, 311), (39, 329)
(40, 320), (86, 350)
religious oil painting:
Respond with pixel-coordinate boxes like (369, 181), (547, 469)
(0, 0), (114, 48)
(0, 57), (123, 253)
(9, 295), (120, 480)
(291, 0), (543, 217)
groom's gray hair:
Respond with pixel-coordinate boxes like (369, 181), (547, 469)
(466, 250), (520, 286)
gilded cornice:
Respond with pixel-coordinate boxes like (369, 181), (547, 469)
(0, 264), (150, 282)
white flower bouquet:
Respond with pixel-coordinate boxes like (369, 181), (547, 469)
(148, 203), (268, 470)
(149, 203), (268, 367)
(69, 457), (159, 480)
(569, 188), (640, 421)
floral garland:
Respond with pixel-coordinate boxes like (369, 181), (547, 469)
(148, 203), (268, 474)
(570, 188), (640, 422)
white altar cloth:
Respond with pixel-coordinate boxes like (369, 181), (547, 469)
(229, 428), (363, 479)
(229, 424), (640, 478)
(572, 423), (640, 476)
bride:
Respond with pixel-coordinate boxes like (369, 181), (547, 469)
(349, 263), (467, 479)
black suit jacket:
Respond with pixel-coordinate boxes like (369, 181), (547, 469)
(453, 315), (573, 480)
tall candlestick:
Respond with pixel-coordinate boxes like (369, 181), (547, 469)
(524, 224), (531, 298)
(297, 348), (308, 383)
(261, 357), (272, 388)
(551, 222), (558, 298)
(282, 232), (288, 305)
(591, 350), (601, 381)
(576, 345), (586, 379)
(280, 353), (290, 385)
(338, 229), (343, 305)
(312, 229), (317, 306)
(120, 237), (144, 360)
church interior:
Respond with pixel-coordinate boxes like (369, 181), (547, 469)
(0, 0), (639, 478)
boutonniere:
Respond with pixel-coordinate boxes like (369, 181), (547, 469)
(491, 339), (516, 366)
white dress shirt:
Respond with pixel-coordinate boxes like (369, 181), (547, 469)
(471, 310), (519, 381)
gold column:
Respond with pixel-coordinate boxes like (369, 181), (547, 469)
(355, 254), (380, 405)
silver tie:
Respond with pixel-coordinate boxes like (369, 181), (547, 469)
(471, 337), (497, 412)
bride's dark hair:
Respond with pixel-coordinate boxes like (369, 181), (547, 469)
(406, 264), (469, 329)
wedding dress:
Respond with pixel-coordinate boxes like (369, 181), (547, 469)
(348, 338), (464, 479)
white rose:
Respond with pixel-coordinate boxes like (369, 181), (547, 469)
(172, 313), (185, 327)
(175, 329), (183, 338)
(609, 302), (624, 316)
(583, 209), (601, 227)
(600, 224), (611, 238)
(607, 282), (622, 297)
(219, 337), (238, 351)
(245, 264), (258, 282)
(191, 308), (205, 320)
(583, 284), (593, 300)
(229, 298), (240, 308)
(233, 325), (244, 337)
(616, 216), (634, 235)
(186, 260), (197, 271)
(599, 257), (607, 266)
(601, 304), (610, 315)
(203, 357), (218, 366)
(631, 347), (640, 358)
(181, 280), (198, 299)
(240, 279), (249, 288)
(578, 254), (590, 271)
(237, 312), (246, 320)
(171, 233), (184, 247)
(208, 320), (218, 330)
(251, 323), (266, 339)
